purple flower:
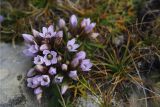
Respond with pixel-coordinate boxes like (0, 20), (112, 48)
(58, 19), (66, 29)
(81, 18), (96, 33)
(27, 76), (41, 88)
(70, 15), (78, 28)
(61, 83), (68, 95)
(76, 51), (86, 60)
(67, 38), (80, 52)
(43, 50), (57, 66)
(54, 75), (63, 83)
(27, 68), (36, 77)
(34, 87), (43, 95)
(39, 25), (56, 38)
(23, 44), (39, 56)
(40, 44), (49, 51)
(22, 34), (34, 43)
(55, 31), (63, 38)
(81, 18), (91, 27)
(40, 75), (50, 86)
(48, 67), (57, 75)
(71, 51), (86, 67)
(80, 59), (92, 71)
(34, 55), (44, 65)
(69, 70), (78, 80)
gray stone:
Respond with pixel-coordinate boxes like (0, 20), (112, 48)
(0, 43), (47, 107)
(76, 95), (100, 107)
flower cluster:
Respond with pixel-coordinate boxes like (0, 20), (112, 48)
(22, 15), (97, 102)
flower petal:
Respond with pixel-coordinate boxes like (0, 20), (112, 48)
(55, 31), (63, 38)
(42, 27), (47, 34)
(43, 50), (50, 55)
(32, 29), (40, 37)
(40, 44), (49, 51)
(22, 34), (34, 42)
(48, 25), (54, 34)
(51, 58), (57, 64)
(67, 38), (76, 46)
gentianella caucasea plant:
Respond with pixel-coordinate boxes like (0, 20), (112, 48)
(22, 15), (98, 102)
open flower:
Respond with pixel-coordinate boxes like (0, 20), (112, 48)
(27, 76), (41, 88)
(71, 51), (86, 67)
(34, 55), (43, 65)
(69, 70), (78, 80)
(70, 15), (78, 28)
(81, 18), (91, 27)
(76, 51), (86, 60)
(43, 50), (57, 66)
(81, 18), (96, 33)
(39, 25), (56, 38)
(80, 59), (92, 71)
(40, 75), (50, 86)
(48, 67), (57, 75)
(54, 75), (63, 83)
(67, 38), (80, 52)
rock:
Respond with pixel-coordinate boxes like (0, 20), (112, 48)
(0, 43), (47, 107)
(76, 95), (100, 107)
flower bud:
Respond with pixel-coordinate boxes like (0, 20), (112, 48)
(34, 87), (43, 95)
(71, 58), (79, 68)
(66, 61), (70, 65)
(36, 93), (42, 104)
(49, 67), (57, 75)
(22, 34), (34, 43)
(27, 68), (36, 77)
(35, 65), (45, 72)
(62, 64), (68, 71)
(61, 83), (68, 95)
(57, 56), (62, 62)
(70, 15), (78, 28)
(58, 19), (66, 29)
